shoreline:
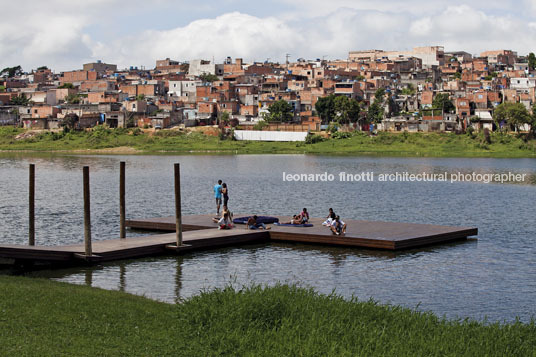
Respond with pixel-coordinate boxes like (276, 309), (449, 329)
(1, 128), (536, 158)
(1, 148), (535, 158)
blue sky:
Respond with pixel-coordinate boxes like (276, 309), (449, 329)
(1, 0), (536, 72)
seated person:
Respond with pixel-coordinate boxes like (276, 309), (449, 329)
(300, 208), (310, 223)
(281, 214), (304, 225)
(212, 206), (232, 223)
(322, 211), (336, 226)
(330, 215), (347, 235)
(247, 215), (270, 230)
(217, 212), (233, 230)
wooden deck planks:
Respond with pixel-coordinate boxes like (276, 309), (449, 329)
(0, 214), (477, 265)
(126, 215), (478, 250)
(0, 228), (269, 263)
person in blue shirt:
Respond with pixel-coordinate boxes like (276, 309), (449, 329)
(214, 180), (223, 215)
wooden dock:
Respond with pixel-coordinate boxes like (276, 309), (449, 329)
(0, 214), (477, 266)
(0, 227), (268, 264)
(126, 214), (478, 250)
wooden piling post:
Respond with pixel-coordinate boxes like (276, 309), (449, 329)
(29, 164), (35, 246)
(83, 166), (92, 257)
(119, 161), (126, 239)
(174, 163), (183, 246)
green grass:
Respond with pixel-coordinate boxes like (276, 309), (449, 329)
(1, 126), (536, 157)
(0, 275), (534, 356)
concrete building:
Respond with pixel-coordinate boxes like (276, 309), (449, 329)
(83, 61), (117, 74)
(168, 80), (202, 97)
(188, 60), (224, 77)
(444, 51), (473, 63)
(480, 50), (517, 67)
(349, 46), (445, 68)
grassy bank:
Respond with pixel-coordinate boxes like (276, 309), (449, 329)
(1, 126), (536, 157)
(0, 275), (534, 356)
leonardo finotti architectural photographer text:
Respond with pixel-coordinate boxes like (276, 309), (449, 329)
(282, 172), (527, 184)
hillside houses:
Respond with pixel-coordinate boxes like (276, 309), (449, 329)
(0, 46), (535, 133)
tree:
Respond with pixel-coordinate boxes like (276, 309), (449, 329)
(218, 111), (230, 126)
(528, 53), (536, 71)
(0, 85), (5, 92)
(493, 102), (531, 131)
(199, 73), (219, 82)
(58, 82), (74, 89)
(333, 96), (360, 124)
(65, 93), (81, 104)
(61, 113), (79, 130)
(180, 63), (190, 72)
(432, 93), (455, 114)
(0, 65), (23, 78)
(315, 95), (336, 123)
(367, 88), (386, 123)
(266, 100), (293, 122)
(400, 84), (416, 95)
(367, 102), (383, 123)
(10, 93), (30, 106)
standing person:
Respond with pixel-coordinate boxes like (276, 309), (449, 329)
(222, 183), (229, 208)
(214, 180), (223, 215)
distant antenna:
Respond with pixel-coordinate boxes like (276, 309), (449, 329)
(286, 53), (291, 69)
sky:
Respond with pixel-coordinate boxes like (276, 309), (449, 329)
(1, 0), (536, 72)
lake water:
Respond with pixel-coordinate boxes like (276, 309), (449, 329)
(1, 153), (535, 323)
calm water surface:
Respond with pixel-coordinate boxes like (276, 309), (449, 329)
(0, 153), (535, 323)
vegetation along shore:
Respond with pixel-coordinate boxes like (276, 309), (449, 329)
(0, 275), (534, 356)
(1, 126), (536, 157)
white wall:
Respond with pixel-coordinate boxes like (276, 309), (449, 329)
(234, 130), (307, 142)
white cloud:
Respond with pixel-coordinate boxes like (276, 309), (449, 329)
(1, 1), (536, 71)
(407, 5), (536, 54)
(101, 12), (303, 68)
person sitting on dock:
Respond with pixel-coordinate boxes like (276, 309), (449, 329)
(212, 206), (233, 223)
(300, 208), (309, 223)
(322, 210), (336, 226)
(217, 212), (233, 230)
(282, 214), (303, 225)
(330, 215), (346, 235)
(247, 215), (270, 230)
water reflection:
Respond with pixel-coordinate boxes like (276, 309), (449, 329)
(1, 154), (535, 323)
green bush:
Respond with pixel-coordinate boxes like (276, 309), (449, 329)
(331, 131), (352, 139)
(305, 132), (325, 144)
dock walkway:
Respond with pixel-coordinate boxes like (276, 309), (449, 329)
(0, 214), (477, 266)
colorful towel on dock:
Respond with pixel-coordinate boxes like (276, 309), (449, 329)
(232, 216), (279, 224)
(274, 222), (314, 227)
